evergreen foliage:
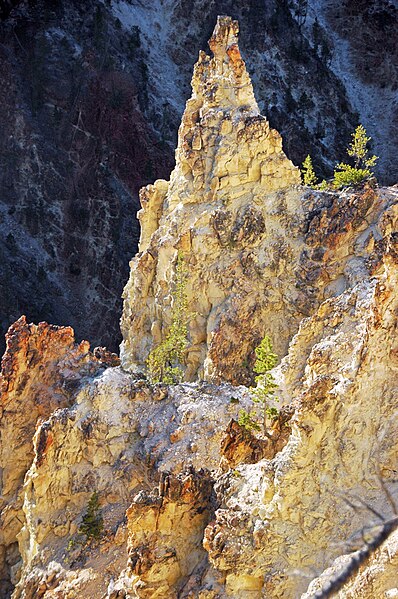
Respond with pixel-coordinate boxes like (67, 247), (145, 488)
(312, 17), (321, 53)
(333, 165), (372, 188)
(253, 336), (278, 375)
(333, 125), (378, 189)
(318, 179), (329, 191)
(301, 154), (318, 187)
(252, 336), (279, 428)
(78, 492), (103, 541)
(146, 253), (189, 384)
(234, 336), (279, 435)
(238, 409), (261, 432)
(347, 124), (377, 169)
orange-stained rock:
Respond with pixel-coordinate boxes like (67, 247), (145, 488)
(220, 409), (293, 470)
(0, 316), (101, 595)
(93, 346), (121, 368)
(220, 419), (271, 469)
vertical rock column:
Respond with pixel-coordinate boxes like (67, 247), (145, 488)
(120, 16), (301, 384)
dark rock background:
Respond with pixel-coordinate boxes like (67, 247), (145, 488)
(0, 0), (396, 354)
(0, 0), (174, 354)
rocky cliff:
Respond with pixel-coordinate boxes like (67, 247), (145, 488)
(1, 13), (398, 599)
(120, 16), (302, 383)
(1, 0), (397, 356)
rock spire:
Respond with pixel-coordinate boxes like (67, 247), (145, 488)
(120, 16), (301, 383)
(0, 15), (397, 599)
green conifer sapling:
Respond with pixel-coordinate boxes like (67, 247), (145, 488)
(333, 125), (378, 189)
(78, 492), (103, 541)
(301, 154), (318, 187)
(147, 253), (189, 384)
(251, 335), (279, 433)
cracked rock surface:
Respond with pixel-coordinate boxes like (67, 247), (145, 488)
(1, 14), (398, 599)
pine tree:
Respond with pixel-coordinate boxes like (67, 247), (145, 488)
(312, 17), (321, 53)
(252, 335), (279, 432)
(333, 125), (378, 189)
(347, 124), (377, 169)
(253, 336), (278, 374)
(147, 253), (189, 384)
(238, 409), (261, 432)
(301, 154), (318, 187)
(78, 492), (103, 541)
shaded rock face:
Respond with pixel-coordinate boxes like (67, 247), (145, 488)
(0, 1), (21, 20)
(0, 12), (398, 599)
(0, 0), (174, 355)
(2, 0), (397, 356)
(310, 0), (398, 184)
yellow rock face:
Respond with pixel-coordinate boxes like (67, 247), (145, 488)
(0, 317), (102, 596)
(2, 15), (398, 599)
(204, 242), (398, 598)
(120, 16), (302, 384)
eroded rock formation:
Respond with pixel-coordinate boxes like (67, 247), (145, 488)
(10, 369), (254, 598)
(121, 16), (396, 390)
(125, 468), (214, 598)
(3, 0), (397, 358)
(0, 316), (102, 595)
(204, 239), (398, 597)
(0, 14), (398, 599)
(2, 0), (398, 362)
(121, 16), (302, 383)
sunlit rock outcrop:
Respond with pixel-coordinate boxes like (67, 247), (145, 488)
(12, 368), (253, 598)
(204, 238), (398, 597)
(120, 17), (397, 393)
(120, 16), (304, 384)
(0, 14), (398, 599)
(0, 317), (102, 596)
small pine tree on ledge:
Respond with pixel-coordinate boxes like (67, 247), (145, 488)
(146, 253), (189, 384)
(239, 335), (280, 435)
(333, 125), (378, 189)
(78, 492), (103, 541)
(252, 335), (279, 432)
(301, 154), (318, 187)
